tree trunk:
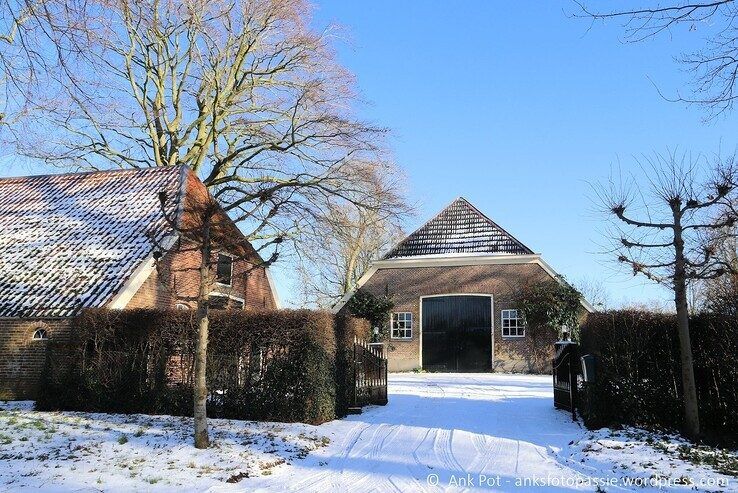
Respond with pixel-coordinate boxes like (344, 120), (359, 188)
(672, 214), (700, 438)
(193, 217), (212, 449)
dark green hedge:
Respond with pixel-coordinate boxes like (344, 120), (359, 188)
(579, 311), (738, 444)
(37, 308), (348, 424)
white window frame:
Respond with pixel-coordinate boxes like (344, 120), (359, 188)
(501, 309), (525, 338)
(32, 328), (48, 341)
(209, 292), (245, 310)
(390, 312), (413, 340)
(215, 253), (234, 287)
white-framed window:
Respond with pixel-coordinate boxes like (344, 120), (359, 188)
(32, 328), (48, 340)
(215, 253), (233, 286)
(391, 312), (413, 339)
(501, 309), (525, 337)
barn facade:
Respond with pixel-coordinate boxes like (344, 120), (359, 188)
(335, 197), (593, 373)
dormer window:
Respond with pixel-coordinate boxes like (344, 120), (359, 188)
(216, 254), (233, 286)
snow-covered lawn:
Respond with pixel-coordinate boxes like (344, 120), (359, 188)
(0, 401), (329, 492)
(1, 373), (736, 492)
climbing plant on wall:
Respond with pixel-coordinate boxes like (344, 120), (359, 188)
(345, 289), (394, 341)
(520, 276), (583, 340)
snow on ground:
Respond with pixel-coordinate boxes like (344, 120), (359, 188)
(0, 401), (329, 492)
(569, 427), (737, 491)
(1, 373), (737, 492)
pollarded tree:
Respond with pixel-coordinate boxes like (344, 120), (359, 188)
(595, 150), (738, 438)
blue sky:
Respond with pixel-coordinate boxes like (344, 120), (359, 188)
(2, 1), (735, 308)
(270, 0), (737, 307)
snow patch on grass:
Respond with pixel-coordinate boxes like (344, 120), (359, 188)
(567, 426), (738, 491)
(0, 401), (329, 492)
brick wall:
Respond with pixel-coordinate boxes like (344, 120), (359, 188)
(358, 262), (558, 373)
(125, 241), (276, 310)
(125, 168), (278, 311)
(0, 318), (72, 400)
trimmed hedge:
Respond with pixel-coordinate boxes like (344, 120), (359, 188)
(579, 311), (738, 444)
(37, 308), (353, 424)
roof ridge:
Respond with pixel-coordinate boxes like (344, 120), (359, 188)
(454, 198), (533, 255)
(381, 196), (465, 260)
(0, 165), (185, 182)
(383, 197), (533, 259)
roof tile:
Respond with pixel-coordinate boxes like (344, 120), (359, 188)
(384, 197), (533, 259)
(0, 167), (183, 317)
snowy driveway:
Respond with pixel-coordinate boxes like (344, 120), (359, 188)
(2, 373), (734, 492)
(237, 373), (593, 492)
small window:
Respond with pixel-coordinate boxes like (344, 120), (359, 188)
(175, 303), (190, 310)
(32, 328), (48, 340)
(501, 309), (525, 337)
(216, 254), (233, 285)
(391, 312), (413, 339)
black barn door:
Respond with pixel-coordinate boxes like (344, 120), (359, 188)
(422, 296), (492, 372)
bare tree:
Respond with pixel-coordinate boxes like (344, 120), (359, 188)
(0, 0), (404, 260)
(574, 1), (738, 117)
(573, 276), (610, 310)
(156, 186), (280, 449)
(1, 0), (406, 448)
(297, 202), (406, 308)
(595, 150), (738, 438)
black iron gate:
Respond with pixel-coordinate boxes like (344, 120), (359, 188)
(350, 338), (388, 412)
(553, 341), (579, 420)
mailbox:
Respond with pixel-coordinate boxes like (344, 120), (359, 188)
(580, 354), (596, 383)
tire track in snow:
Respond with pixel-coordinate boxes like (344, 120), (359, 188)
(285, 420), (374, 491)
(337, 423), (405, 491)
(394, 427), (434, 493)
(433, 428), (464, 475)
(469, 432), (504, 475)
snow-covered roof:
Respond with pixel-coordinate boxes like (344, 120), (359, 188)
(0, 166), (184, 317)
(384, 197), (533, 259)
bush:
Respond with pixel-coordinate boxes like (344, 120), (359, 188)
(345, 289), (393, 341)
(579, 310), (738, 445)
(37, 308), (349, 425)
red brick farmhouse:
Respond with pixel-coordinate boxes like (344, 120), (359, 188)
(0, 166), (278, 399)
(335, 198), (593, 373)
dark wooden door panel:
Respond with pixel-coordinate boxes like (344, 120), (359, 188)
(421, 296), (492, 372)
